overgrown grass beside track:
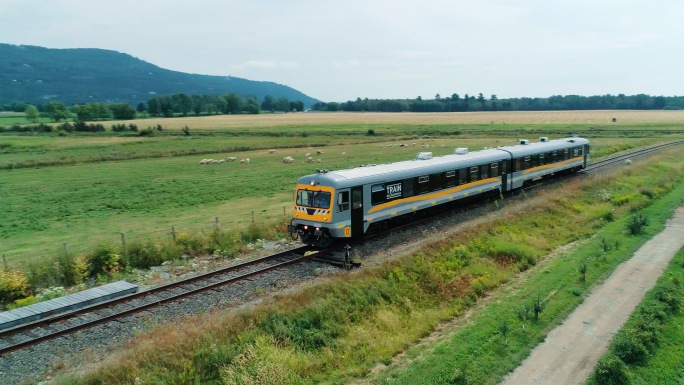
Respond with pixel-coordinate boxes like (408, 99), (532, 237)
(53, 146), (684, 384)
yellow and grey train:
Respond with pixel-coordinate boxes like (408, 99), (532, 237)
(288, 137), (590, 247)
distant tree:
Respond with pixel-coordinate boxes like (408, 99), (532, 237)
(159, 96), (174, 117)
(110, 103), (136, 120)
(191, 95), (205, 116)
(289, 101), (304, 112)
(477, 93), (486, 109)
(261, 95), (275, 111)
(44, 101), (68, 122)
(136, 103), (146, 113)
(224, 93), (243, 114)
(326, 102), (340, 112)
(172, 93), (193, 116)
(244, 96), (260, 114)
(24, 104), (40, 123)
(147, 98), (161, 117)
(275, 97), (289, 112)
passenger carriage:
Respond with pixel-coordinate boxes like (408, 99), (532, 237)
(289, 137), (590, 247)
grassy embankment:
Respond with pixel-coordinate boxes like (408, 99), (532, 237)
(51, 145), (684, 384)
(585, 246), (684, 385)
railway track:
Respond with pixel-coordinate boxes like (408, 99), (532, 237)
(2, 140), (681, 359)
(0, 245), (337, 356)
(586, 139), (684, 171)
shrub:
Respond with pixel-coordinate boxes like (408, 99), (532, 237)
(125, 240), (181, 269)
(639, 187), (655, 199)
(593, 356), (630, 385)
(367, 129), (375, 136)
(88, 245), (121, 276)
(652, 280), (681, 313)
(613, 331), (649, 365)
(626, 211), (649, 235)
(0, 269), (30, 304)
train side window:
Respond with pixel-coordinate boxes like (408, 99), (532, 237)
(552, 151), (558, 163)
(573, 147), (579, 157)
(371, 184), (385, 206)
(562, 149), (568, 161)
(480, 164), (489, 179)
(418, 176), (430, 194)
(577, 147), (583, 156)
(337, 191), (350, 212)
(458, 169), (467, 185)
(490, 162), (499, 177)
(469, 166), (479, 182)
(402, 178), (414, 197)
(524, 156), (531, 169)
(536, 154), (543, 167)
(446, 170), (456, 187)
(514, 157), (522, 171)
(431, 173), (444, 191)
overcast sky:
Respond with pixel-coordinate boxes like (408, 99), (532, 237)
(1, 0), (682, 102)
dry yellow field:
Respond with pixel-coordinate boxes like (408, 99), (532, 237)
(115, 110), (684, 130)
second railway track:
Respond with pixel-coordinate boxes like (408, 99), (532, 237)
(0, 245), (338, 356)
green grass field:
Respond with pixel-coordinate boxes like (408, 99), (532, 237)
(1, 112), (683, 270)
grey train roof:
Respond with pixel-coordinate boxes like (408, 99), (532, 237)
(298, 137), (588, 187)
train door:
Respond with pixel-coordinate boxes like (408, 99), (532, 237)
(500, 160), (508, 193)
(351, 186), (364, 238)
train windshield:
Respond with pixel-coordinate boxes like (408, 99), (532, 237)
(296, 189), (331, 209)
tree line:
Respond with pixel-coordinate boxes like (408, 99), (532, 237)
(3, 93), (306, 123)
(312, 93), (684, 112)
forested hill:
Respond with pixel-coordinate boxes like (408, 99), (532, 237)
(0, 44), (319, 108)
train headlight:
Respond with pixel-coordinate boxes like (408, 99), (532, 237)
(303, 225), (308, 230)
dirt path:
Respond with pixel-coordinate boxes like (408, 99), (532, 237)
(499, 207), (684, 385)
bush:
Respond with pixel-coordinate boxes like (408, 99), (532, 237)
(0, 269), (30, 304)
(56, 253), (90, 286)
(367, 129), (375, 136)
(613, 331), (649, 365)
(594, 356), (630, 385)
(88, 245), (121, 276)
(125, 240), (181, 269)
(626, 212), (649, 235)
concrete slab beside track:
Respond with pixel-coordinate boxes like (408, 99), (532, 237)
(499, 207), (684, 385)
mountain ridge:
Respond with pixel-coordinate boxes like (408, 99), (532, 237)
(0, 43), (319, 108)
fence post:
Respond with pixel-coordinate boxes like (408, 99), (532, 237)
(63, 242), (68, 258)
(2, 254), (7, 271)
(120, 232), (126, 252)
(215, 217), (220, 230)
(171, 226), (177, 241)
(283, 206), (286, 216)
(251, 211), (255, 223)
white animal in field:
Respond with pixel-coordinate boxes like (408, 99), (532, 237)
(268, 149), (276, 154)
(283, 156), (295, 163)
(306, 156), (314, 163)
(305, 153), (311, 157)
(227, 157), (237, 162)
(625, 159), (632, 166)
(199, 159), (210, 165)
(341, 152), (346, 156)
(316, 150), (324, 155)
(217, 159), (225, 163)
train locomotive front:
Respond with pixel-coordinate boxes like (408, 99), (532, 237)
(288, 170), (349, 248)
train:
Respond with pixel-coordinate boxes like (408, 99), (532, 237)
(288, 137), (590, 247)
